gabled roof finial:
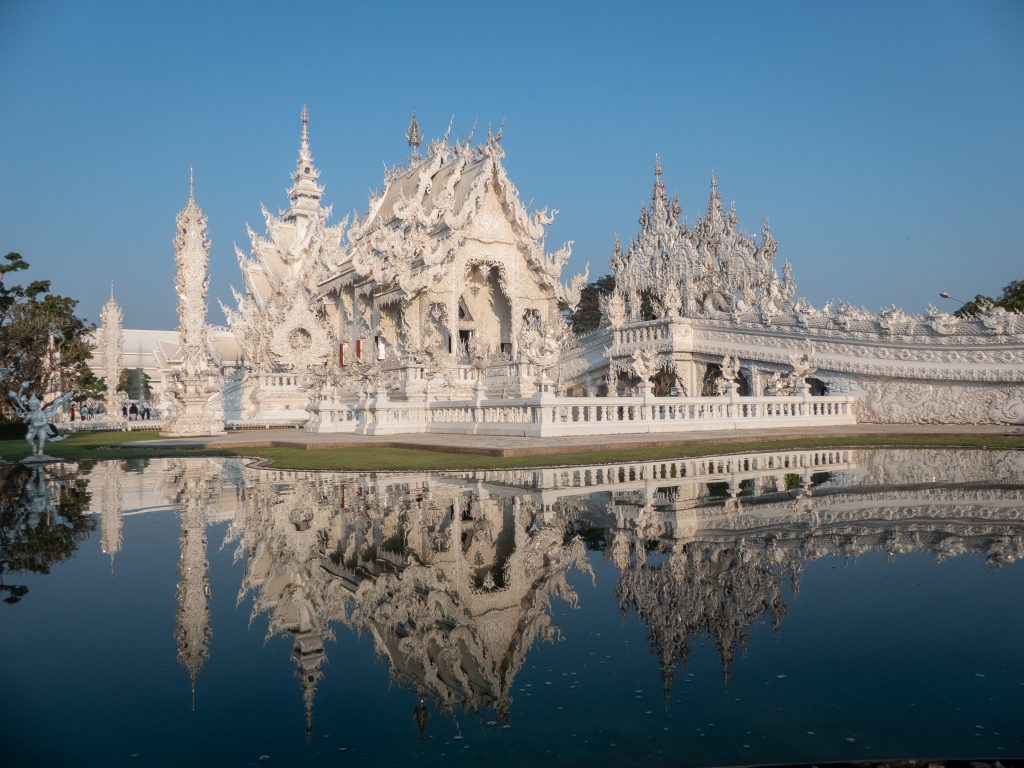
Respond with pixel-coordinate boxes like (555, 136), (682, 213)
(406, 109), (422, 158)
(655, 155), (662, 177)
(189, 165), (195, 201)
(300, 105), (310, 156)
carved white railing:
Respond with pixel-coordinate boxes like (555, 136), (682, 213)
(258, 374), (303, 390)
(58, 420), (166, 432)
(225, 419), (305, 430)
(458, 448), (857, 490)
(306, 390), (857, 436)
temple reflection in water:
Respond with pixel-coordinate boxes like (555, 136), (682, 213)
(8, 448), (1020, 739)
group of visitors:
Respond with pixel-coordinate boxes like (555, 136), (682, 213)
(65, 401), (159, 422)
(68, 403), (96, 421)
(121, 403), (154, 421)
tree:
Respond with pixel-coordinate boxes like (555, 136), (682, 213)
(955, 279), (1024, 318)
(0, 253), (96, 417)
(0, 464), (93, 603)
(569, 275), (658, 333)
(117, 367), (151, 400)
(569, 274), (616, 333)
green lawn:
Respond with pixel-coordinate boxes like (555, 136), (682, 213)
(2, 430), (1021, 472)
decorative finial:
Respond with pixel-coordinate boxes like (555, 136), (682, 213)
(406, 109), (422, 162)
(495, 118), (504, 143)
(443, 115), (454, 145)
(406, 110), (422, 149)
(655, 155), (662, 177)
(109, 282), (115, 301)
(710, 168), (718, 192)
(300, 105), (310, 153)
(188, 165), (195, 201)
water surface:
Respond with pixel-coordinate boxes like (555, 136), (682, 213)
(1, 448), (1022, 767)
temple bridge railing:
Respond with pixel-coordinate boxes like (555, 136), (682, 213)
(306, 389), (857, 436)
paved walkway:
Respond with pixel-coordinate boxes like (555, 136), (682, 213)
(124, 423), (1023, 458)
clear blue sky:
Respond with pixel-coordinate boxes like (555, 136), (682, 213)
(1, 0), (1022, 329)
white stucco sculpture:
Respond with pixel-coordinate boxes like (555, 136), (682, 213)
(9, 388), (73, 459)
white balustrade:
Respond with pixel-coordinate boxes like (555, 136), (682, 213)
(306, 390), (857, 436)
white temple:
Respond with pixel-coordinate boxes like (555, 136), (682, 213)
(91, 108), (1024, 431)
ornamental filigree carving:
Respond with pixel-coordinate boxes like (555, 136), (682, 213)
(854, 379), (1024, 424)
(611, 162), (795, 327)
(720, 354), (740, 382)
(224, 109), (346, 379)
(518, 310), (572, 374)
(97, 288), (124, 420)
(631, 347), (662, 383)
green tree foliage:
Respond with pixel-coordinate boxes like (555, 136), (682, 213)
(0, 253), (96, 413)
(117, 367), (151, 400)
(0, 464), (93, 603)
(955, 279), (1024, 318)
(569, 274), (616, 333)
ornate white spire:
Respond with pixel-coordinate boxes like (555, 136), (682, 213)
(406, 109), (422, 161)
(300, 105), (310, 159)
(651, 155), (670, 219)
(288, 105), (323, 215)
(97, 286), (123, 421)
(174, 170), (213, 378)
(165, 172), (225, 436)
(704, 168), (725, 238)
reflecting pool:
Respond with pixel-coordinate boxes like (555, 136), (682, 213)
(1, 448), (1023, 767)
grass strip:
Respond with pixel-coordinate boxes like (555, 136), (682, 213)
(1, 431), (1021, 472)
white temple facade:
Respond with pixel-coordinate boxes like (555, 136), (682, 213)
(92, 108), (1024, 430)
(220, 106), (347, 425)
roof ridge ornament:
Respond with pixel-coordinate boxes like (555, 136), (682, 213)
(287, 105), (323, 213)
(300, 104), (310, 160)
(406, 109), (422, 161)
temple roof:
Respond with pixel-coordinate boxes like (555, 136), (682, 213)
(336, 120), (585, 307)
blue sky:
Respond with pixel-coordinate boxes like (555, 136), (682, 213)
(1, 0), (1021, 329)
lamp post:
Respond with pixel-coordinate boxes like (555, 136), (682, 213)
(938, 291), (973, 313)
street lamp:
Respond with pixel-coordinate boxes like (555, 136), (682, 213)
(939, 291), (966, 305)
